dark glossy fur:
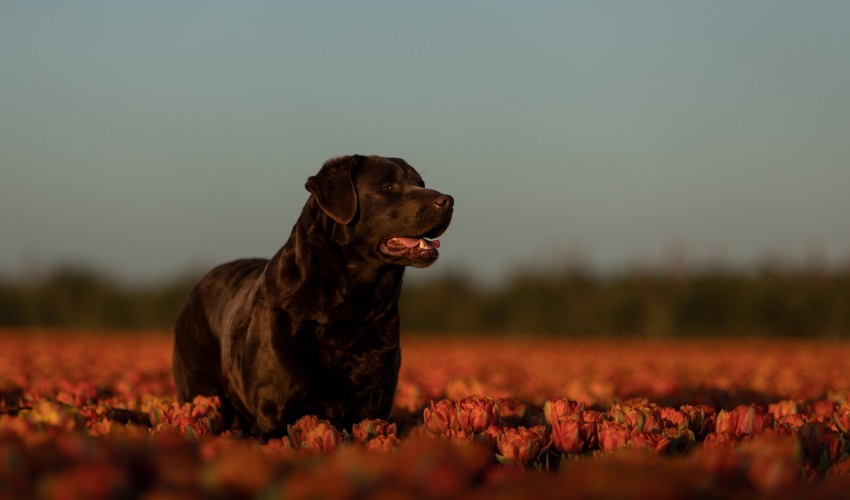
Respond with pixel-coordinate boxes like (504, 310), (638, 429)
(172, 155), (453, 436)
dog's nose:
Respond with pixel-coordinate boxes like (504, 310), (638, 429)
(434, 194), (453, 209)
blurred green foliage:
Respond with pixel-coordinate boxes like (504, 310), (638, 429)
(0, 265), (198, 330)
(1, 262), (848, 337)
(399, 263), (850, 338)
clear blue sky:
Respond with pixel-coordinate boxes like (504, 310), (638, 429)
(2, 1), (849, 283)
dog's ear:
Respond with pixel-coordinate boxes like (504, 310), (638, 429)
(305, 155), (363, 224)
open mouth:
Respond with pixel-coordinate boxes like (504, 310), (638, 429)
(379, 218), (450, 266)
(380, 236), (441, 258)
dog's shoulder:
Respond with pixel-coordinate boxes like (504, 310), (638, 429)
(205, 258), (268, 283)
(192, 258), (268, 300)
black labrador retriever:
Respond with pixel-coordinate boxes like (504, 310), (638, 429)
(172, 155), (453, 436)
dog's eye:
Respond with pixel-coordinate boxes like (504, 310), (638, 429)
(381, 182), (401, 192)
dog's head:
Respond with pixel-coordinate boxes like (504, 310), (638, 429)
(306, 155), (453, 268)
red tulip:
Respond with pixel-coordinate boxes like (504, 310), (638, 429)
(170, 396), (223, 438)
(714, 409), (736, 435)
(351, 418), (397, 443)
(456, 395), (500, 434)
(300, 420), (345, 453)
(598, 422), (630, 453)
(807, 400), (836, 419)
(543, 399), (584, 426)
(768, 400), (801, 419)
(495, 426), (548, 466)
(717, 405), (773, 438)
(735, 405), (774, 437)
(629, 431), (670, 454)
(287, 415), (321, 446)
(146, 399), (177, 430)
(610, 405), (661, 433)
(363, 433), (401, 453)
(423, 399), (459, 435)
(659, 407), (688, 431)
(833, 404), (850, 436)
(578, 410), (603, 449)
(551, 417), (586, 454)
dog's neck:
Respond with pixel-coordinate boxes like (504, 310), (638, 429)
(264, 199), (405, 326)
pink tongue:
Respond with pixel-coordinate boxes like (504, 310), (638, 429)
(393, 237), (441, 249)
(397, 237), (423, 248)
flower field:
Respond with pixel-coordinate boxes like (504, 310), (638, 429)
(2, 330), (850, 498)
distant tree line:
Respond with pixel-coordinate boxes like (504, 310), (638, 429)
(1, 262), (849, 337)
(0, 266), (198, 330)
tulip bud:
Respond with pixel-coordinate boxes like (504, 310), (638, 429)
(495, 426), (548, 466)
(833, 404), (850, 437)
(610, 404), (664, 433)
(598, 422), (630, 453)
(717, 405), (773, 438)
(301, 420), (345, 453)
(551, 417), (584, 454)
(287, 415), (321, 446)
(734, 405), (774, 437)
(579, 410), (603, 450)
(543, 399), (584, 426)
(423, 399), (459, 435)
(768, 400), (801, 419)
(456, 395), (500, 434)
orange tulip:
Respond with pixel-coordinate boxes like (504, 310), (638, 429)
(495, 426), (548, 466)
(543, 398), (584, 426)
(598, 422), (630, 453)
(423, 399), (459, 435)
(456, 395), (500, 434)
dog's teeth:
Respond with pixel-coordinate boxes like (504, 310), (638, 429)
(418, 240), (428, 249)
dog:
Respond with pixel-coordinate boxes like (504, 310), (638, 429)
(172, 155), (453, 436)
